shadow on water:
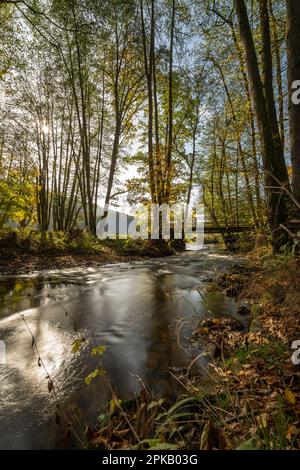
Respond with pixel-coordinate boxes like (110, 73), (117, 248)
(0, 246), (246, 449)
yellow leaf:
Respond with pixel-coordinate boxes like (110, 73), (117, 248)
(286, 424), (298, 441)
(85, 369), (99, 385)
(14, 282), (23, 293)
(71, 338), (85, 353)
(91, 345), (107, 356)
(109, 397), (122, 414)
(257, 413), (267, 429)
(284, 388), (296, 405)
(199, 327), (209, 334)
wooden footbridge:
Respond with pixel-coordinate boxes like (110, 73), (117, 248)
(203, 225), (254, 234)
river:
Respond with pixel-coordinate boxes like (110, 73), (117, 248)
(0, 245), (245, 449)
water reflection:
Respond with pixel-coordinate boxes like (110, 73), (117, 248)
(0, 248), (244, 449)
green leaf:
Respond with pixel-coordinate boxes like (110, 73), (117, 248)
(97, 414), (108, 425)
(149, 442), (178, 450)
(161, 411), (199, 425)
(147, 398), (164, 410)
(236, 437), (259, 450)
(156, 396), (197, 420)
(133, 439), (177, 450)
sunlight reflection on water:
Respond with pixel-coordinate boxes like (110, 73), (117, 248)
(0, 248), (245, 449)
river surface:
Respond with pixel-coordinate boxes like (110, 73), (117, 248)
(0, 246), (245, 449)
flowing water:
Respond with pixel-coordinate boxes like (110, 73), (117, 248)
(0, 245), (246, 449)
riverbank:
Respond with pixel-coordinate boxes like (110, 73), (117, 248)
(0, 230), (179, 275)
(188, 252), (300, 449)
(83, 249), (300, 450)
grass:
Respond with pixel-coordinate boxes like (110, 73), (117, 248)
(0, 228), (180, 256)
(226, 340), (289, 368)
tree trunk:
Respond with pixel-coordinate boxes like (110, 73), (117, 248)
(235, 0), (290, 251)
(260, 0), (287, 181)
(286, 0), (300, 202)
(269, 0), (285, 148)
(140, 0), (157, 204)
(164, 0), (175, 205)
(230, 24), (263, 223)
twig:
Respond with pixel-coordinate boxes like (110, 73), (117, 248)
(19, 313), (58, 399)
(279, 224), (300, 240)
(104, 376), (141, 444)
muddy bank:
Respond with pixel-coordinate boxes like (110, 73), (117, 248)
(0, 250), (142, 275)
(0, 238), (179, 275)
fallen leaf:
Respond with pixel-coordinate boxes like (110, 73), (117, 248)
(286, 424), (298, 441)
(199, 327), (209, 335)
(284, 388), (296, 405)
(257, 413), (267, 429)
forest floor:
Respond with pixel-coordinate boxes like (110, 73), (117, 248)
(82, 243), (300, 450)
(0, 230), (178, 275)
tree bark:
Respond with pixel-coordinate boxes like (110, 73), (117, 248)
(286, 0), (300, 202)
(269, 0), (285, 148)
(259, 0), (287, 180)
(140, 0), (157, 203)
(235, 0), (290, 251)
(164, 0), (175, 204)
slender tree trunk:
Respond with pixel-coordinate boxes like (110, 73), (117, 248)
(104, 121), (121, 209)
(286, 0), (300, 202)
(210, 56), (258, 227)
(140, 0), (157, 203)
(269, 0), (285, 148)
(153, 40), (161, 205)
(186, 128), (196, 207)
(229, 22), (263, 221)
(164, 0), (175, 204)
(260, 0), (286, 179)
